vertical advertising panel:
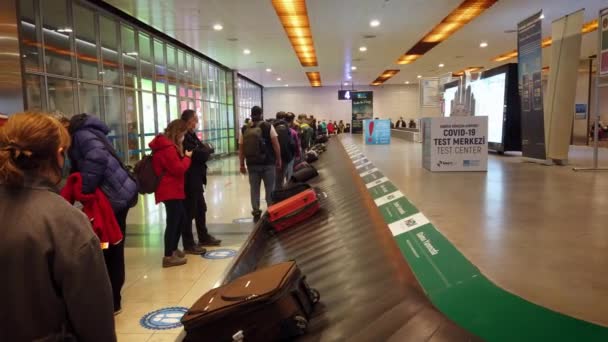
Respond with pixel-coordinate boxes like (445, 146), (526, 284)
(351, 91), (373, 134)
(600, 9), (608, 76)
(545, 10), (583, 161)
(518, 12), (546, 161)
(363, 119), (391, 145)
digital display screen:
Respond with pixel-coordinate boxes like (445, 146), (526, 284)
(338, 90), (352, 100)
(472, 73), (506, 145)
(442, 73), (506, 145)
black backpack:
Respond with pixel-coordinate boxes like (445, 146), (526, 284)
(242, 122), (268, 164)
(274, 121), (296, 163)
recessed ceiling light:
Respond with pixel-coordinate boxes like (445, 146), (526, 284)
(277, 77), (281, 81)
(370, 20), (380, 27)
(184, 70), (189, 73)
(285, 84), (289, 87)
(351, 66), (357, 70)
(540, 13), (545, 19)
(438, 63), (445, 68)
(417, 75), (422, 78)
(405, 81), (410, 84)
(480, 41), (488, 48)
(359, 46), (367, 52)
(347, 75), (352, 79)
(243, 49), (251, 55)
(213, 24), (223, 31)
(266, 68), (272, 72)
(343, 82), (348, 86)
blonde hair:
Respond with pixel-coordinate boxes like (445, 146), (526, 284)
(0, 112), (71, 187)
(164, 119), (188, 157)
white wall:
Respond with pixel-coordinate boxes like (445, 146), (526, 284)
(263, 84), (431, 124)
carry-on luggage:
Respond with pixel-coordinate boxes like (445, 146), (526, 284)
(293, 161), (311, 172)
(315, 134), (328, 143)
(267, 189), (320, 232)
(271, 182), (311, 203)
(181, 261), (320, 342)
(305, 150), (318, 163)
(291, 164), (318, 183)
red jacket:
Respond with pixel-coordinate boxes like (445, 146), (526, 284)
(60, 173), (123, 248)
(149, 134), (191, 204)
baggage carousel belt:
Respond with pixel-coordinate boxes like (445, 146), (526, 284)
(221, 138), (480, 341)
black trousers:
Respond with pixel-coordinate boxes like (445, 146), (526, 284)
(163, 200), (188, 257)
(103, 207), (128, 311)
(183, 185), (208, 247)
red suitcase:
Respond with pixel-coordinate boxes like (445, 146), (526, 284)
(267, 189), (320, 232)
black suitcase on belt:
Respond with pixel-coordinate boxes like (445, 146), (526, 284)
(291, 165), (318, 183)
(271, 182), (311, 203)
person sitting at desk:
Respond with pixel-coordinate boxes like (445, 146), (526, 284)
(395, 117), (406, 128)
(408, 119), (417, 129)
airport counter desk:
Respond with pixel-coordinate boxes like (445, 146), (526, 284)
(218, 136), (478, 341)
(391, 127), (421, 142)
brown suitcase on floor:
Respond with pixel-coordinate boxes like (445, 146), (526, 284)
(181, 261), (320, 342)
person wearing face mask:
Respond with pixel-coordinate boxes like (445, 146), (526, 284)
(0, 112), (116, 341)
(67, 113), (138, 315)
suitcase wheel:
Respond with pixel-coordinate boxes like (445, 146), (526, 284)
(293, 315), (309, 335)
(308, 288), (321, 304)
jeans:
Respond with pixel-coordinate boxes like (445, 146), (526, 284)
(103, 207), (128, 311)
(285, 159), (295, 184)
(183, 185), (208, 247)
(163, 200), (188, 257)
(248, 164), (276, 214)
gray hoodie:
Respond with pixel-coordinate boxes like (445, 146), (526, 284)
(0, 176), (116, 341)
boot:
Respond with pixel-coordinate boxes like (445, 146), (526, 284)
(198, 234), (222, 247)
(184, 245), (206, 255)
(162, 252), (188, 268)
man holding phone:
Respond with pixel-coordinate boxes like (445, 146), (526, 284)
(181, 109), (221, 248)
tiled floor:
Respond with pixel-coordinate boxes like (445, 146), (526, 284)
(117, 157), (266, 342)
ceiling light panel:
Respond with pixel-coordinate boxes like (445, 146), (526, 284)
(370, 69), (400, 86)
(306, 71), (322, 87)
(396, 0), (498, 65)
(272, 0), (319, 67)
(491, 19), (599, 62)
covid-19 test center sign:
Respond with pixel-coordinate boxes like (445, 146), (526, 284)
(422, 116), (488, 172)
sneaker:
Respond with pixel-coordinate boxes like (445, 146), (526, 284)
(198, 234), (222, 247)
(175, 249), (186, 258)
(162, 253), (188, 268)
(253, 214), (262, 223)
(184, 245), (207, 255)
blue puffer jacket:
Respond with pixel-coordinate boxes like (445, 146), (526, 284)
(68, 115), (137, 212)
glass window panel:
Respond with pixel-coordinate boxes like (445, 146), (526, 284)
(169, 96), (178, 120)
(141, 91), (155, 151)
(24, 74), (45, 111)
(19, 0), (42, 72)
(219, 70), (226, 104)
(153, 39), (166, 91)
(167, 46), (177, 95)
(73, 3), (98, 81)
(102, 86), (125, 158)
(226, 72), (234, 105)
(139, 33), (153, 85)
(47, 77), (75, 116)
(156, 94), (168, 131)
(78, 82), (102, 116)
(177, 49), (185, 82)
(42, 0), (73, 76)
(193, 58), (201, 98)
(121, 25), (138, 88)
(100, 16), (120, 85)
(201, 60), (208, 101)
(124, 89), (141, 162)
